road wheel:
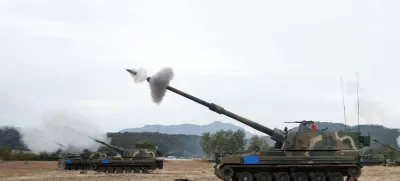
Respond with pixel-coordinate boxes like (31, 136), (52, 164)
(257, 172), (272, 181)
(274, 172), (290, 181)
(330, 172), (344, 181)
(294, 172), (307, 181)
(311, 172), (326, 181)
(219, 166), (234, 181)
(98, 166), (106, 172)
(107, 167), (115, 173)
(115, 167), (123, 173)
(142, 167), (149, 173)
(90, 164), (97, 170)
(238, 172), (253, 181)
(133, 167), (140, 173)
(124, 167), (132, 173)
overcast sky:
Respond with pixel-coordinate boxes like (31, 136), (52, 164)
(0, 0), (399, 135)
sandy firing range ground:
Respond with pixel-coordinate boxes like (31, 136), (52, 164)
(0, 160), (399, 181)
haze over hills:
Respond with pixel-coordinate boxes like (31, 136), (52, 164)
(120, 121), (254, 138)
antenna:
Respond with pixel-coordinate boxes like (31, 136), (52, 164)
(356, 73), (360, 132)
(341, 78), (347, 131)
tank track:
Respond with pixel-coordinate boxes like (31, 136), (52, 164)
(215, 164), (361, 181)
(63, 164), (155, 174)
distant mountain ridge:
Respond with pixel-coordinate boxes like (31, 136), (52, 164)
(120, 121), (254, 138)
(121, 121), (400, 149)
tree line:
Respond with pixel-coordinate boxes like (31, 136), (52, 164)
(199, 129), (272, 159)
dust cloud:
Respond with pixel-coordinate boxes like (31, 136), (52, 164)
(128, 67), (174, 104)
(19, 110), (111, 153)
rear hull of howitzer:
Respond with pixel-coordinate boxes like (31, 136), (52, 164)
(213, 151), (363, 181)
(59, 158), (164, 173)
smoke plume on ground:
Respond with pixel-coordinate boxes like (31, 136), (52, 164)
(149, 67), (174, 104)
(19, 110), (111, 153)
(128, 67), (174, 104)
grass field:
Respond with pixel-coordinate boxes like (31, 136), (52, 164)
(0, 160), (399, 181)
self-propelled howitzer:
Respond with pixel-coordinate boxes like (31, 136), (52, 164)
(373, 139), (400, 166)
(126, 69), (371, 181)
(85, 137), (164, 173)
(62, 126), (163, 173)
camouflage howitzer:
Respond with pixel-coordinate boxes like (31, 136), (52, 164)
(126, 69), (371, 181)
(83, 138), (163, 173)
(373, 139), (400, 166)
(51, 142), (92, 170)
(58, 151), (111, 170)
(56, 144), (104, 170)
(62, 126), (163, 173)
(58, 154), (92, 170)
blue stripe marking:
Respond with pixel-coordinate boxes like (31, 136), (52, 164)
(66, 159), (72, 164)
(101, 159), (109, 164)
(243, 155), (259, 164)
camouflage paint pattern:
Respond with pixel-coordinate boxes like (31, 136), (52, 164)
(122, 148), (157, 158)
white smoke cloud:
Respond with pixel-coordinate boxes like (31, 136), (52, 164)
(19, 110), (111, 153)
(149, 67), (174, 104)
(133, 68), (148, 83)
(128, 67), (174, 104)
(397, 131), (400, 148)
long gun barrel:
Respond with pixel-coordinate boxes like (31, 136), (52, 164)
(92, 138), (125, 153)
(126, 69), (286, 143)
(373, 139), (400, 153)
(56, 142), (66, 148)
(64, 126), (125, 153)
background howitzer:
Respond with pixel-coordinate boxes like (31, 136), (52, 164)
(60, 126), (163, 173)
(126, 68), (371, 181)
(373, 139), (400, 153)
(373, 139), (400, 166)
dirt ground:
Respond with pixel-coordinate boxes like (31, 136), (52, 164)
(0, 160), (399, 181)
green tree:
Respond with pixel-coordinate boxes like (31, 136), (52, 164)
(247, 135), (269, 153)
(200, 132), (212, 157)
(0, 147), (12, 160)
(232, 129), (246, 152)
(200, 129), (246, 157)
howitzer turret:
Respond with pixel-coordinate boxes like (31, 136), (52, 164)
(127, 68), (371, 181)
